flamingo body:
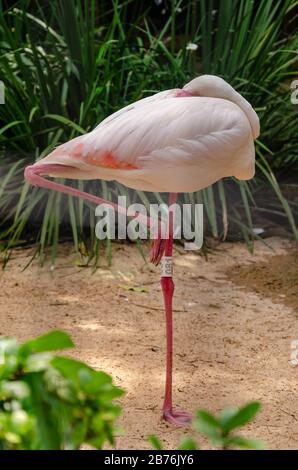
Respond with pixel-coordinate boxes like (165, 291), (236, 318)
(35, 75), (259, 192)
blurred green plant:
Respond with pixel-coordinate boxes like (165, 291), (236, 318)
(0, 330), (123, 449)
(149, 401), (264, 450)
(0, 0), (297, 264)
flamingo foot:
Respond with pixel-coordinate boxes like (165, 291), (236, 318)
(150, 237), (166, 266)
(163, 407), (192, 426)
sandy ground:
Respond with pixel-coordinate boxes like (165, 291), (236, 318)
(0, 237), (297, 450)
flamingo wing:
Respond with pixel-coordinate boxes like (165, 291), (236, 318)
(88, 96), (254, 191)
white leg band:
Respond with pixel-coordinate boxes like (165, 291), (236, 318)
(161, 256), (173, 277)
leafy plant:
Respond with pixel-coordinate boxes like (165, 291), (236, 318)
(149, 401), (264, 450)
(193, 402), (263, 450)
(0, 330), (123, 449)
(0, 0), (297, 262)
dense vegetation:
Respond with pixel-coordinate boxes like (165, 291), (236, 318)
(0, 0), (297, 264)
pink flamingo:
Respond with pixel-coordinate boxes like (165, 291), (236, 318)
(25, 75), (259, 425)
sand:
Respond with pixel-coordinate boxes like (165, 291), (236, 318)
(0, 236), (297, 450)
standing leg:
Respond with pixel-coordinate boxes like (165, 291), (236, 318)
(161, 193), (192, 425)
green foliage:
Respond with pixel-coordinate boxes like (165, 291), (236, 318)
(0, 0), (297, 260)
(193, 402), (263, 449)
(150, 401), (264, 450)
(0, 330), (123, 449)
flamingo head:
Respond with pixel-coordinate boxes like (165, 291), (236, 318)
(183, 74), (260, 139)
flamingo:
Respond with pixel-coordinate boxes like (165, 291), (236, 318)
(24, 75), (260, 425)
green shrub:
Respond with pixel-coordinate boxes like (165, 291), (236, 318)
(0, 330), (123, 449)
